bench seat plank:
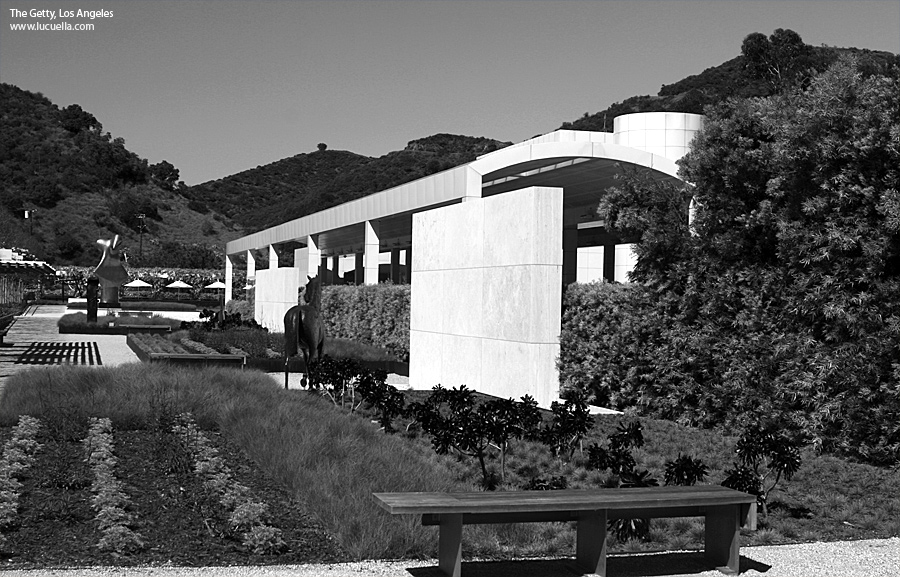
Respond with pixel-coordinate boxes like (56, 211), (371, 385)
(374, 486), (754, 515)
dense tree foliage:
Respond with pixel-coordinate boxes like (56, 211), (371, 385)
(0, 84), (240, 266)
(565, 56), (900, 466)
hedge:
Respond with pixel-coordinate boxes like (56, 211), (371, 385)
(320, 284), (410, 362)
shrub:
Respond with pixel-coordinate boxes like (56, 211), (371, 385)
(722, 423), (804, 517)
(321, 284), (410, 362)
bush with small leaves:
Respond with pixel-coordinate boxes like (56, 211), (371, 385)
(0, 416), (43, 548)
(83, 418), (145, 554)
(173, 413), (285, 553)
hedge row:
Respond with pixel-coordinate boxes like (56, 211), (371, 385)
(558, 281), (900, 467)
(320, 284), (410, 362)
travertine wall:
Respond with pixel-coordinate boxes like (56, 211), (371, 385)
(254, 266), (301, 332)
(409, 186), (563, 406)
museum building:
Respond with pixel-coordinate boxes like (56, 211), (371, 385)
(224, 111), (704, 406)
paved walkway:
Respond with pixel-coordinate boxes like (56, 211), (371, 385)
(0, 305), (139, 389)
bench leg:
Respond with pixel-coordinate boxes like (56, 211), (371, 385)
(576, 510), (608, 576)
(438, 513), (463, 577)
(705, 505), (741, 575)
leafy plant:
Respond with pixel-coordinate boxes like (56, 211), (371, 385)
(540, 393), (593, 460)
(355, 370), (405, 433)
(609, 468), (659, 543)
(664, 454), (709, 486)
(722, 424), (804, 517)
(587, 420), (644, 477)
(521, 475), (568, 491)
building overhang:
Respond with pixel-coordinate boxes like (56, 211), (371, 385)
(225, 130), (685, 257)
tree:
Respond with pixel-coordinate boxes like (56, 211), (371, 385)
(59, 104), (102, 133)
(317, 143), (327, 151)
(150, 161), (180, 191)
(588, 55), (900, 464)
(741, 28), (811, 92)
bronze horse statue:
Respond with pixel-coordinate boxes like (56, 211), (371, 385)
(283, 275), (325, 389)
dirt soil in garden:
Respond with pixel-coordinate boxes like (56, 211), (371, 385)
(0, 425), (349, 569)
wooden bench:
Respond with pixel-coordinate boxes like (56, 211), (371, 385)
(374, 486), (756, 577)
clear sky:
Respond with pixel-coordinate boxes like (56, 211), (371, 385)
(1, 0), (898, 185)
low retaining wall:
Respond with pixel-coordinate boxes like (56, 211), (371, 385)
(60, 324), (172, 335)
(246, 357), (409, 376)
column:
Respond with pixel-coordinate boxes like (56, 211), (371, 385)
(354, 253), (364, 285)
(225, 254), (235, 302)
(562, 227), (578, 288)
(305, 235), (321, 279)
(246, 250), (256, 282)
(390, 248), (401, 283)
(603, 242), (616, 282)
(364, 221), (380, 285)
(405, 247), (412, 283)
(268, 245), (279, 269)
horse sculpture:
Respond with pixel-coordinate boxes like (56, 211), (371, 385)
(284, 275), (325, 389)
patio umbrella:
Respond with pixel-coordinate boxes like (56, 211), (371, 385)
(165, 280), (192, 300)
(204, 280), (227, 313)
(123, 278), (152, 299)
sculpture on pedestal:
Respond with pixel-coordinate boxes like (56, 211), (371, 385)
(284, 275), (325, 389)
(94, 235), (129, 307)
(86, 277), (100, 323)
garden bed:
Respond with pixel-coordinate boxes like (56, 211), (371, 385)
(126, 333), (245, 369)
(58, 313), (178, 335)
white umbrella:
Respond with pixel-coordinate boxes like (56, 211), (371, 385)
(165, 280), (192, 300)
(204, 281), (227, 289)
(124, 279), (152, 288)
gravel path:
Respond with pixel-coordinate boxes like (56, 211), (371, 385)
(1, 538), (897, 577)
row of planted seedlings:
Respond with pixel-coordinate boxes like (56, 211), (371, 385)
(0, 416), (43, 550)
(303, 355), (806, 545)
(0, 410), (288, 559)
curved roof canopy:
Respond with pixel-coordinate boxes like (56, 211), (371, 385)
(226, 130), (684, 257)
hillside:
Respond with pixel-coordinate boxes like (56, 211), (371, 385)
(559, 43), (896, 131)
(4, 29), (895, 266)
(0, 83), (244, 267)
(184, 134), (510, 231)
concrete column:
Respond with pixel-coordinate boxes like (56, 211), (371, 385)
(268, 245), (279, 269)
(562, 227), (578, 288)
(246, 250), (256, 281)
(320, 256), (331, 285)
(603, 242), (616, 282)
(225, 254), (235, 302)
(405, 247), (412, 283)
(390, 248), (401, 283)
(354, 253), (364, 285)
(364, 221), (380, 285)
(305, 235), (321, 278)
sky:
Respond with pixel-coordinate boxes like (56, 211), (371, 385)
(1, 1), (898, 186)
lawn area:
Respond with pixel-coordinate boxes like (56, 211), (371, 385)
(0, 364), (897, 568)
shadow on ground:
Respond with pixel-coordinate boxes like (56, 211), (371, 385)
(406, 552), (772, 577)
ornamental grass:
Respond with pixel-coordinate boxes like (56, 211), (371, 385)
(0, 365), (510, 559)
